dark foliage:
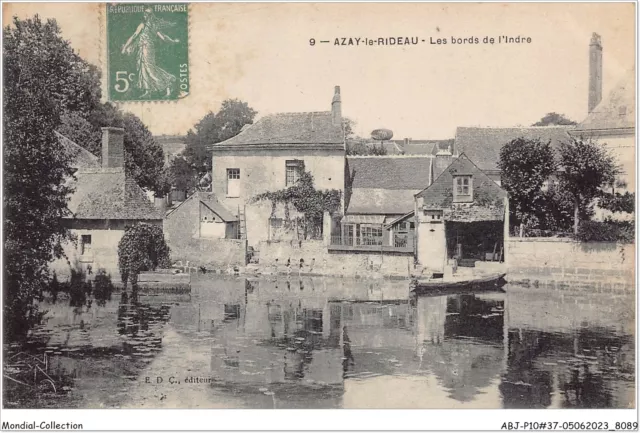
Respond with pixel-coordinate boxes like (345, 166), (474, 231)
(168, 155), (198, 194)
(574, 220), (634, 243)
(558, 138), (620, 233)
(532, 112), (577, 126)
(118, 224), (172, 288)
(251, 170), (342, 239)
(183, 99), (257, 177)
(598, 192), (635, 214)
(4, 16), (78, 340)
(498, 137), (557, 229)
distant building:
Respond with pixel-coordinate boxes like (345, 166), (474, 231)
(52, 128), (164, 279)
(571, 68), (635, 193)
(155, 134), (188, 166)
(208, 86), (346, 246)
(414, 153), (508, 274)
(381, 138), (455, 156)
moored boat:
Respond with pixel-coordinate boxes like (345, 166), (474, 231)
(411, 273), (507, 295)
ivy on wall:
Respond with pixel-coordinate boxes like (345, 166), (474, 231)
(251, 170), (342, 239)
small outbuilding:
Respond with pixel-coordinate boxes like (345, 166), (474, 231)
(414, 153), (508, 274)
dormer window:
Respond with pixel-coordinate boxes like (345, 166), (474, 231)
(453, 175), (473, 202)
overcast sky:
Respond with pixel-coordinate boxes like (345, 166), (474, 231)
(4, 2), (635, 140)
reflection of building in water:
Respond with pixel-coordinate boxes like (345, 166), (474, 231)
(502, 288), (635, 409)
(416, 295), (505, 403)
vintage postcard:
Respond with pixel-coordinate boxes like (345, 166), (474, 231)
(1, 1), (637, 431)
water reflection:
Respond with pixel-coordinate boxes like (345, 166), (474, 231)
(12, 275), (635, 409)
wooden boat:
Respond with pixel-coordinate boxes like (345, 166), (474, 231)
(411, 273), (507, 295)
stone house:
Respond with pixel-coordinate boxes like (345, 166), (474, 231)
(414, 153), (508, 274)
(52, 127), (164, 280)
(207, 86), (346, 246)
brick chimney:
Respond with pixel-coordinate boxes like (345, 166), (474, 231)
(331, 86), (342, 127)
(588, 32), (603, 113)
(101, 127), (125, 169)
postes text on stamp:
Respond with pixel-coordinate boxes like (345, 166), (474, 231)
(107, 3), (189, 102)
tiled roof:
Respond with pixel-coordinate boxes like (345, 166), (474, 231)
(382, 139), (455, 156)
(55, 131), (100, 169)
(211, 112), (344, 148)
(67, 168), (163, 220)
(346, 156), (432, 190)
(198, 192), (238, 222)
(416, 154), (507, 222)
(574, 68), (635, 132)
(453, 126), (573, 172)
(347, 188), (418, 215)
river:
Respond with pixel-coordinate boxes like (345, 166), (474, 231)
(3, 275), (635, 409)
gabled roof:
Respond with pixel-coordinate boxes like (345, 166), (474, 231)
(574, 68), (635, 132)
(199, 193), (238, 222)
(347, 188), (418, 215)
(209, 112), (344, 149)
(166, 191), (237, 222)
(416, 154), (507, 221)
(67, 168), (163, 220)
(346, 156), (432, 190)
(55, 131), (100, 169)
(453, 126), (573, 172)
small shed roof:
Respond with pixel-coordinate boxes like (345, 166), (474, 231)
(348, 188), (418, 215)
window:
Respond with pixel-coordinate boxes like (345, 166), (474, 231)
(81, 235), (92, 255)
(227, 168), (240, 197)
(453, 175), (473, 202)
(361, 226), (383, 246)
(286, 160), (304, 186)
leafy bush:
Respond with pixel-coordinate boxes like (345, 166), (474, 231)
(573, 220), (634, 243)
(93, 269), (115, 307)
(598, 192), (635, 214)
(118, 223), (171, 287)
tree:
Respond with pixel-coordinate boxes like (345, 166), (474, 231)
(4, 16), (79, 340)
(558, 138), (619, 234)
(118, 224), (171, 288)
(183, 99), (257, 177)
(344, 118), (388, 156)
(532, 112), (577, 126)
(169, 155), (198, 193)
(498, 138), (557, 235)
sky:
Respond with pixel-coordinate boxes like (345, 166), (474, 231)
(3, 2), (636, 140)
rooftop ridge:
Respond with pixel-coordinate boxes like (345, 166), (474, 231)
(347, 154), (435, 159)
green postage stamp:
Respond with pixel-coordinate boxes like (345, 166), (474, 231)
(107, 3), (189, 102)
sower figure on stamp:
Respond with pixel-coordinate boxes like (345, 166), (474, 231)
(121, 8), (179, 99)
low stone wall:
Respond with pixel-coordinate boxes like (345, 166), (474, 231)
(257, 240), (413, 278)
(168, 237), (246, 270)
(506, 238), (634, 289)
